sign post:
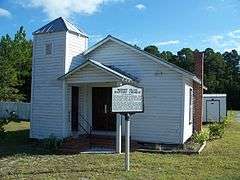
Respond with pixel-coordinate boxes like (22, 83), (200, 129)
(125, 113), (130, 171)
(112, 85), (144, 171)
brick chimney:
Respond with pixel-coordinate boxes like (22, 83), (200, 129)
(193, 52), (204, 132)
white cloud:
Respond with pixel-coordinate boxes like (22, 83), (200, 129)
(206, 6), (216, 11)
(205, 0), (240, 16)
(228, 29), (240, 39)
(223, 42), (240, 52)
(18, 0), (125, 19)
(156, 40), (180, 46)
(203, 32), (240, 52)
(204, 35), (224, 45)
(0, 8), (11, 17)
(135, 4), (146, 10)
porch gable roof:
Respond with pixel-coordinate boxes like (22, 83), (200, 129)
(58, 59), (139, 83)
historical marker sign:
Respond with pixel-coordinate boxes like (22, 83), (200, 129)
(112, 85), (144, 113)
(112, 84), (144, 171)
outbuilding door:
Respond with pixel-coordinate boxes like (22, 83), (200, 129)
(92, 87), (116, 131)
(206, 100), (220, 122)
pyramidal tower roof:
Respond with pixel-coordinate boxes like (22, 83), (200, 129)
(33, 17), (87, 37)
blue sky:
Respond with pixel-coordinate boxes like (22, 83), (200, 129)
(0, 0), (240, 53)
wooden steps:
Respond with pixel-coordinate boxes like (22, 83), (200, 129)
(90, 135), (115, 148)
(58, 135), (140, 154)
(58, 137), (90, 154)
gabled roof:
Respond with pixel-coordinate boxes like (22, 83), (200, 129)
(83, 35), (201, 84)
(58, 59), (139, 83)
(33, 17), (87, 37)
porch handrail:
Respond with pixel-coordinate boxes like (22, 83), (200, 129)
(79, 114), (93, 137)
(79, 124), (89, 135)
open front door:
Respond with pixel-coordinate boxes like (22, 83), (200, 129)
(92, 87), (116, 131)
(71, 86), (79, 131)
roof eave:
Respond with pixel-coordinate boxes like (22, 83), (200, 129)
(58, 59), (138, 83)
(58, 61), (90, 80)
(32, 30), (65, 35)
(192, 76), (201, 84)
(83, 35), (198, 80)
(32, 17), (87, 36)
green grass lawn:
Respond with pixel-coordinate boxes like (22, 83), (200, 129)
(0, 118), (240, 179)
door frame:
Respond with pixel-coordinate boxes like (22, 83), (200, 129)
(71, 86), (79, 132)
(92, 87), (116, 131)
(87, 83), (121, 134)
(69, 83), (122, 135)
(206, 99), (220, 122)
(74, 82), (122, 135)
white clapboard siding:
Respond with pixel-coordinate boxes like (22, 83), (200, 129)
(61, 32), (84, 137)
(66, 64), (119, 84)
(63, 32), (88, 137)
(31, 32), (66, 139)
(31, 30), (88, 139)
(32, 27), (194, 144)
(0, 102), (31, 120)
(182, 78), (193, 143)
(65, 32), (87, 72)
(86, 39), (189, 144)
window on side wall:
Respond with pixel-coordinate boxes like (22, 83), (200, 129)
(189, 88), (193, 124)
(45, 43), (52, 55)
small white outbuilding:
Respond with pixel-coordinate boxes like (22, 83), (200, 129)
(203, 94), (227, 122)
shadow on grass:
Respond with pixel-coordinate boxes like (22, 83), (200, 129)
(0, 129), (59, 158)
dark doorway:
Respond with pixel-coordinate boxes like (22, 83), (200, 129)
(71, 86), (79, 131)
(92, 87), (116, 131)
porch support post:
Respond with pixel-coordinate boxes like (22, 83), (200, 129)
(116, 115), (122, 154)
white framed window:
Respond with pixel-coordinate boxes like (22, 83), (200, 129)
(45, 43), (52, 55)
(189, 88), (193, 124)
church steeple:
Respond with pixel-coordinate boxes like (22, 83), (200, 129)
(33, 17), (87, 37)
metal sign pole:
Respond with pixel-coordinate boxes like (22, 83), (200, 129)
(125, 113), (130, 171)
(112, 85), (144, 172)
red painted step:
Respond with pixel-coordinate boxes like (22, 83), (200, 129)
(58, 135), (141, 154)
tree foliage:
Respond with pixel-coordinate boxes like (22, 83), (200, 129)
(144, 45), (160, 57)
(144, 45), (240, 109)
(0, 26), (32, 102)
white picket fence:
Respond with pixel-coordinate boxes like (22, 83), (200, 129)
(0, 102), (31, 120)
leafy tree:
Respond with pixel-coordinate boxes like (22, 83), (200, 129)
(204, 48), (226, 92)
(222, 50), (240, 109)
(0, 35), (22, 101)
(12, 27), (32, 101)
(159, 51), (175, 63)
(144, 46), (240, 109)
(144, 45), (160, 57)
(0, 26), (32, 102)
(177, 48), (195, 72)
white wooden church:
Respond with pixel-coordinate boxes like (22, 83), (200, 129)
(30, 17), (204, 146)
